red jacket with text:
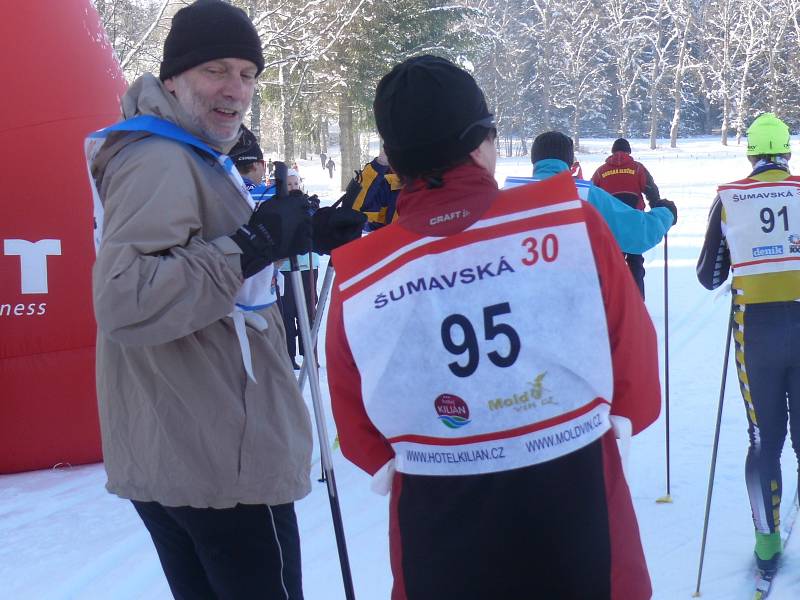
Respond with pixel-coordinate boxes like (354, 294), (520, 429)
(591, 151), (661, 210)
(327, 164), (661, 600)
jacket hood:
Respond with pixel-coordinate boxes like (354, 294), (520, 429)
(605, 151), (634, 167)
(532, 158), (570, 179)
(92, 73), (239, 184)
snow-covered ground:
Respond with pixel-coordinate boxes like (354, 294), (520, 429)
(2, 137), (799, 599)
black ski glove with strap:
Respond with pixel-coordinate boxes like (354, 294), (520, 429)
(312, 206), (366, 255)
(230, 190), (312, 278)
(649, 198), (678, 225)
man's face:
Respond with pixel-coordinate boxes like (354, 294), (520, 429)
(470, 134), (497, 175)
(165, 58), (258, 147)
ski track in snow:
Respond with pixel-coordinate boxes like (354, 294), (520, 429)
(2, 137), (799, 599)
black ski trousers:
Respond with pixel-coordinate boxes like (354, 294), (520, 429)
(624, 253), (645, 299)
(281, 268), (318, 360)
(395, 440), (623, 599)
(132, 501), (303, 600)
(737, 301), (800, 534)
(616, 194), (646, 299)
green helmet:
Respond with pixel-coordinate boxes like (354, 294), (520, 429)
(747, 113), (791, 156)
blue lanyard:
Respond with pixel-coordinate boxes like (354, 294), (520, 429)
(89, 115), (252, 203)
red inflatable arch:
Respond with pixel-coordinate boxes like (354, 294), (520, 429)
(0, 1), (126, 473)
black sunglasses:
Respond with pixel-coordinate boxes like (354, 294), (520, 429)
(459, 115), (496, 140)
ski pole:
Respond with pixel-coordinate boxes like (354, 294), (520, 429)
(657, 234), (672, 504)
(693, 299), (735, 597)
(298, 262), (335, 391)
(275, 161), (356, 600)
(296, 174), (361, 390)
(289, 257), (355, 600)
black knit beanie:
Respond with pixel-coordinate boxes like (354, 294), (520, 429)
(612, 138), (631, 153)
(373, 55), (494, 177)
(531, 131), (574, 165)
(229, 126), (263, 167)
(159, 0), (264, 81)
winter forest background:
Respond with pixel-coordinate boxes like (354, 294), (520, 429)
(95, 0), (800, 188)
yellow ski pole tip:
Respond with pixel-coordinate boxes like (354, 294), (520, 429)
(656, 494), (673, 503)
(691, 592), (701, 597)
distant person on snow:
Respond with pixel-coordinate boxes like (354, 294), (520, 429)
(350, 146), (403, 231)
(229, 125), (275, 203)
(279, 168), (320, 370)
(326, 156), (335, 178)
(505, 131), (676, 258)
(591, 138), (665, 298)
(697, 113), (800, 577)
(320, 151), (327, 169)
(327, 55), (661, 600)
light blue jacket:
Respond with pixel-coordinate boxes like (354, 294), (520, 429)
(504, 159), (673, 254)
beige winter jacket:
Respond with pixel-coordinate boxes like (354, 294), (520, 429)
(91, 74), (312, 508)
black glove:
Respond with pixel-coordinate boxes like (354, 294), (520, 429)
(312, 206), (367, 254)
(650, 198), (677, 225)
(230, 190), (312, 278)
(339, 176), (363, 210)
(307, 194), (321, 211)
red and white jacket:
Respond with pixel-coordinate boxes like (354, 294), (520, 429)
(327, 165), (660, 476)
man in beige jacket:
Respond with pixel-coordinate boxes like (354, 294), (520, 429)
(89, 1), (363, 597)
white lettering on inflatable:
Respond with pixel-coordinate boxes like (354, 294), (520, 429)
(3, 239), (62, 293)
(1, 238), (59, 318)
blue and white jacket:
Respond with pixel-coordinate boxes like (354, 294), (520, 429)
(505, 159), (673, 254)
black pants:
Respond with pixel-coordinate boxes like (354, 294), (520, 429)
(737, 302), (800, 534)
(613, 194), (646, 299)
(133, 501), (303, 600)
(624, 253), (645, 299)
(281, 268), (318, 359)
(396, 441), (616, 599)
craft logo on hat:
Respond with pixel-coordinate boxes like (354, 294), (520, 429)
(229, 126), (263, 165)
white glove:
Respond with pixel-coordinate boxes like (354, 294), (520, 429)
(370, 459), (396, 496)
(610, 415), (632, 482)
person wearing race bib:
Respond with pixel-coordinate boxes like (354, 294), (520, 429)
(697, 112), (800, 575)
(510, 130), (676, 262)
(89, 1), (362, 598)
(591, 138), (667, 299)
(326, 55), (661, 600)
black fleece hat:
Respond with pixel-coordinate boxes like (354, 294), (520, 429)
(531, 131), (574, 165)
(159, 0), (264, 81)
(229, 126), (263, 167)
(373, 55), (494, 177)
(612, 138), (632, 153)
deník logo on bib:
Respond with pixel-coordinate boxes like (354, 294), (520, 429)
(435, 394), (471, 429)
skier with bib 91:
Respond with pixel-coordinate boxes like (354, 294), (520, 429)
(697, 113), (800, 581)
(326, 55), (661, 600)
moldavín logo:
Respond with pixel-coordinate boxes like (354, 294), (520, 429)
(434, 393), (471, 429)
